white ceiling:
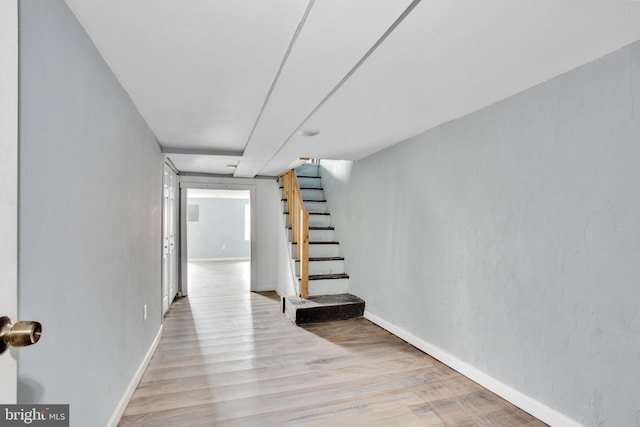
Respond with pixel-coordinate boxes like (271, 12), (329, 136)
(65, 0), (640, 177)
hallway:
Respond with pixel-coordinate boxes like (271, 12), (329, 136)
(118, 261), (546, 426)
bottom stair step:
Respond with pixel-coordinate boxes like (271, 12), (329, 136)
(283, 294), (365, 325)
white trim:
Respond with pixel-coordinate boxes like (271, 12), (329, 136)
(363, 311), (584, 427)
(179, 183), (188, 296)
(164, 157), (179, 175)
(0, 0), (18, 404)
(188, 257), (250, 262)
(107, 325), (164, 427)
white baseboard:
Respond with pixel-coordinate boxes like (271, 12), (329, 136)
(188, 257), (250, 262)
(364, 311), (583, 427)
(107, 325), (163, 427)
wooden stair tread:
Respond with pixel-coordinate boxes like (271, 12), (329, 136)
(295, 257), (345, 262)
(280, 186), (323, 190)
(300, 273), (349, 280)
(281, 198), (327, 203)
(284, 212), (330, 215)
(291, 241), (340, 247)
(286, 293), (363, 306)
(287, 226), (334, 230)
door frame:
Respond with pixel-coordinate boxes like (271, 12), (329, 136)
(0, 0), (19, 403)
(179, 182), (257, 296)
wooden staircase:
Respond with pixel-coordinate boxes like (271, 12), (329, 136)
(280, 162), (364, 325)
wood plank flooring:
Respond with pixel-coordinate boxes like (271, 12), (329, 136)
(119, 260), (547, 426)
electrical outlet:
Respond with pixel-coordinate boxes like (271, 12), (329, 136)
(143, 304), (147, 321)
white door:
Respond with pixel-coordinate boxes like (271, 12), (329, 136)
(0, 0), (19, 403)
(162, 163), (179, 314)
(162, 167), (170, 314)
(168, 169), (178, 301)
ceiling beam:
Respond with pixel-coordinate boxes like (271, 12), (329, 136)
(161, 147), (243, 157)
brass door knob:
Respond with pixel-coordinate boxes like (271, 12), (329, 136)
(0, 316), (42, 354)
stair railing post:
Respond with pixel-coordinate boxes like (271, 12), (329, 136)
(283, 171), (289, 205)
(300, 209), (309, 298)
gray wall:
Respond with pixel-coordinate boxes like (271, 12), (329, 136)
(321, 40), (640, 427)
(187, 197), (250, 259)
(18, 1), (163, 426)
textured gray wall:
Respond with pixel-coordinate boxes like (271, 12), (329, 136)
(321, 40), (640, 427)
(187, 197), (250, 259)
(18, 1), (163, 425)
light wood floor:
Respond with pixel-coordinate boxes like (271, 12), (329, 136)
(119, 260), (547, 426)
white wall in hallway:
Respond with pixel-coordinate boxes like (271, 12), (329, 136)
(19, 1), (163, 425)
(321, 40), (640, 427)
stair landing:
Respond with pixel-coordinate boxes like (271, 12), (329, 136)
(283, 293), (365, 325)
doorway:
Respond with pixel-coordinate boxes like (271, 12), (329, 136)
(185, 188), (251, 293)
